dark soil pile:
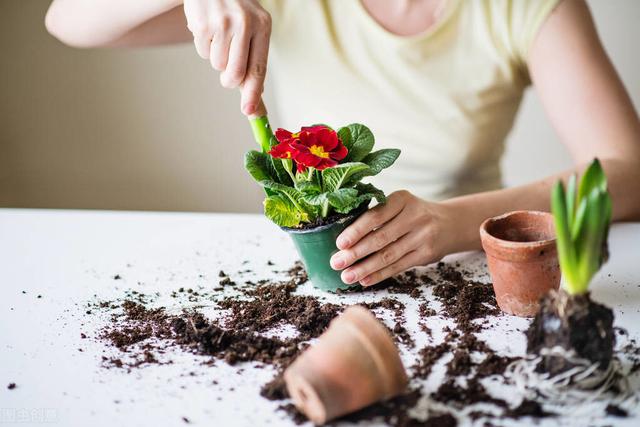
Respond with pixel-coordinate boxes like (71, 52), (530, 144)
(526, 290), (615, 375)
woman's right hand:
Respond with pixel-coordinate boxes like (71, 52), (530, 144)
(183, 0), (271, 116)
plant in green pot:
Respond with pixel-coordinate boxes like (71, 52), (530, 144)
(526, 159), (616, 379)
(246, 116), (400, 291)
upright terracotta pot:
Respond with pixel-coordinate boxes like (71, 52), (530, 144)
(283, 305), (408, 424)
(479, 210), (560, 317)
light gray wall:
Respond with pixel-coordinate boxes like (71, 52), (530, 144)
(1, 1), (638, 212)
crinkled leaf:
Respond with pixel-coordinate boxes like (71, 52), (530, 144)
(327, 188), (358, 211)
(296, 181), (321, 195)
(337, 127), (352, 152)
(260, 180), (315, 221)
(302, 192), (328, 206)
(245, 150), (275, 183)
(347, 149), (401, 185)
(362, 149), (401, 175)
(355, 182), (387, 204)
(271, 157), (293, 186)
(263, 194), (305, 227)
(321, 162), (370, 192)
(344, 124), (374, 162)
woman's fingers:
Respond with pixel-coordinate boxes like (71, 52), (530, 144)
(330, 208), (412, 270)
(220, 25), (251, 88)
(241, 19), (270, 115)
(184, 0), (211, 59)
(208, 25), (230, 70)
(183, 0), (272, 115)
(339, 231), (421, 285)
(336, 191), (409, 250)
(360, 250), (425, 287)
(194, 33), (212, 59)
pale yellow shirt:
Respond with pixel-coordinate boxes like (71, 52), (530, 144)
(262, 0), (560, 200)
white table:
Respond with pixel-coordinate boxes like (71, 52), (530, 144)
(1, 209), (639, 427)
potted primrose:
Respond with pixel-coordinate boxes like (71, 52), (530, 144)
(526, 159), (616, 377)
(246, 115), (400, 291)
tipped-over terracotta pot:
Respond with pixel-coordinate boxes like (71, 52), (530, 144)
(479, 210), (560, 317)
(283, 305), (408, 424)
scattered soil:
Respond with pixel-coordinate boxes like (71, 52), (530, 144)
(605, 403), (628, 417)
(90, 260), (639, 425)
(335, 388), (456, 427)
(527, 290), (615, 375)
(504, 399), (555, 418)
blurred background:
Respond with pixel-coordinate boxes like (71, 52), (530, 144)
(1, 1), (639, 213)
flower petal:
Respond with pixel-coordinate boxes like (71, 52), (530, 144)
(275, 128), (294, 144)
(331, 143), (348, 161)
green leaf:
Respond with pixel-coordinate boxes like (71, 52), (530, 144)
(260, 180), (305, 206)
(344, 124), (374, 162)
(245, 150), (275, 183)
(296, 180), (321, 195)
(576, 189), (607, 292)
(271, 157), (294, 186)
(337, 127), (352, 151)
(327, 188), (358, 211)
(355, 182), (387, 204)
(321, 162), (370, 192)
(551, 181), (579, 294)
(362, 149), (401, 175)
(346, 148), (402, 185)
(263, 194), (305, 227)
(577, 158), (607, 204)
(566, 174), (577, 222)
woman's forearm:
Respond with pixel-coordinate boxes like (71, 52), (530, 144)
(441, 157), (640, 254)
(45, 0), (188, 47)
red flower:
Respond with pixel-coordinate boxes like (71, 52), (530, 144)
(269, 125), (348, 172)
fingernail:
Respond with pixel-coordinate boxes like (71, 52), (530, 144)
(331, 255), (345, 270)
(336, 236), (350, 249)
(342, 271), (355, 284)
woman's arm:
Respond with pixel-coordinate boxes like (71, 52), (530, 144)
(45, 0), (189, 47)
(45, 0), (272, 115)
(332, 0), (640, 287)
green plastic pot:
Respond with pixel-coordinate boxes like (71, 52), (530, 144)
(284, 206), (367, 292)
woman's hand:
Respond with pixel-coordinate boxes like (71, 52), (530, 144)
(183, 0), (271, 116)
(330, 191), (461, 287)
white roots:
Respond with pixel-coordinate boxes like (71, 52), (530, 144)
(504, 345), (637, 418)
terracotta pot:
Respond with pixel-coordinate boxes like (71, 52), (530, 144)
(283, 305), (408, 424)
(479, 210), (560, 317)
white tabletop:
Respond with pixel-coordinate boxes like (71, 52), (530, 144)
(1, 209), (639, 427)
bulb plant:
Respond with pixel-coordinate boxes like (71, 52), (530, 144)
(552, 158), (612, 296)
(246, 117), (400, 228)
(526, 159), (616, 375)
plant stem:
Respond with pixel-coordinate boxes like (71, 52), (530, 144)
(283, 159), (296, 183)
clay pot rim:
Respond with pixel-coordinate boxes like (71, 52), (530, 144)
(480, 210), (556, 251)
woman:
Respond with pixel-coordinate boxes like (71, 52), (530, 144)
(46, 0), (640, 287)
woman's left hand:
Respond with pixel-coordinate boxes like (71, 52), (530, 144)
(330, 190), (459, 287)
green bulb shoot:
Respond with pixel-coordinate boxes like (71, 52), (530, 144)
(551, 159), (612, 295)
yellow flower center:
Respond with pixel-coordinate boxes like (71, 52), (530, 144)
(309, 145), (330, 159)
